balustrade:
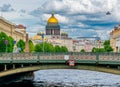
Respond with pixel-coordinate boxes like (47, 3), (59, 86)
(0, 52), (119, 63)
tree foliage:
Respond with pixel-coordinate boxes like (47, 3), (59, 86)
(29, 40), (34, 52)
(35, 42), (55, 52)
(55, 45), (61, 52)
(92, 47), (105, 52)
(34, 44), (42, 52)
(34, 42), (68, 53)
(61, 46), (68, 52)
(17, 39), (25, 52)
(92, 40), (113, 52)
(103, 40), (110, 46)
(8, 36), (14, 52)
(80, 49), (85, 52)
(103, 40), (113, 52)
(0, 32), (14, 52)
(104, 44), (113, 52)
(43, 42), (55, 52)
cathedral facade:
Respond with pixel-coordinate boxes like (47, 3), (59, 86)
(46, 12), (60, 38)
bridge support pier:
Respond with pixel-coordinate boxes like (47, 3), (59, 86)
(30, 64), (32, 66)
(13, 64), (15, 69)
(118, 66), (120, 70)
(4, 64), (7, 71)
(21, 64), (24, 68)
(107, 65), (110, 68)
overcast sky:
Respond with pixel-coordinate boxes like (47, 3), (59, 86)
(0, 0), (120, 40)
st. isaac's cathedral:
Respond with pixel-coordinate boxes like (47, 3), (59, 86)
(31, 12), (68, 42)
(46, 12), (60, 37)
(30, 12), (95, 52)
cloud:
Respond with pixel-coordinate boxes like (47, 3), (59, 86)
(1, 0), (120, 40)
(64, 28), (97, 38)
(0, 4), (14, 12)
(95, 29), (110, 40)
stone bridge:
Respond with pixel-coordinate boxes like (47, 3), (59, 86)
(0, 52), (120, 78)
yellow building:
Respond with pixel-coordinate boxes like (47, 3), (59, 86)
(0, 16), (26, 42)
(110, 25), (120, 52)
(30, 32), (47, 44)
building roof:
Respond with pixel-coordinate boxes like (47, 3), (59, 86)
(48, 12), (58, 24)
(31, 34), (47, 40)
(16, 24), (26, 29)
(0, 16), (16, 26)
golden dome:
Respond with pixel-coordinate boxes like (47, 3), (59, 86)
(33, 35), (42, 40)
(32, 35), (47, 40)
(48, 12), (58, 23)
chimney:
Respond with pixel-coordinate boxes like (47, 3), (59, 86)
(25, 33), (29, 52)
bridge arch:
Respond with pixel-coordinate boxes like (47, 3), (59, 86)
(0, 64), (120, 78)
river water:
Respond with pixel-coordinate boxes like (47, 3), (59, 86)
(1, 69), (120, 87)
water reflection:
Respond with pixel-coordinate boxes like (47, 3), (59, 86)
(33, 69), (120, 87)
(1, 69), (120, 87)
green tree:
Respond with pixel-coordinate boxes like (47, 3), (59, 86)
(34, 44), (42, 52)
(8, 36), (14, 52)
(104, 45), (113, 52)
(92, 47), (97, 52)
(92, 47), (105, 52)
(17, 39), (25, 52)
(104, 40), (110, 46)
(35, 42), (68, 53)
(61, 46), (68, 52)
(0, 32), (14, 52)
(0, 32), (8, 52)
(29, 40), (34, 52)
(80, 49), (85, 52)
(99, 48), (106, 52)
(103, 40), (113, 52)
(43, 42), (55, 52)
(55, 45), (61, 52)
(92, 40), (113, 52)
(34, 42), (55, 52)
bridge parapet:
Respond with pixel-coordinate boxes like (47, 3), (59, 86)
(0, 52), (120, 75)
(0, 53), (11, 60)
(69, 53), (96, 60)
(0, 52), (119, 65)
(13, 53), (38, 60)
(99, 53), (120, 61)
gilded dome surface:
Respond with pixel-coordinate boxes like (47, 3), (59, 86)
(48, 12), (58, 23)
(32, 35), (47, 40)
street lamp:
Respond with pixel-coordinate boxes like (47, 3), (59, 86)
(4, 40), (8, 52)
(41, 33), (44, 52)
(13, 40), (16, 44)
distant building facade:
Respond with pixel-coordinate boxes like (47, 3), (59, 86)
(30, 32), (47, 44)
(76, 37), (103, 52)
(0, 16), (26, 42)
(110, 25), (120, 52)
(31, 12), (103, 52)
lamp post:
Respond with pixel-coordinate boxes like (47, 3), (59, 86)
(97, 40), (101, 52)
(13, 40), (16, 45)
(4, 40), (8, 52)
(13, 40), (16, 53)
(41, 33), (44, 52)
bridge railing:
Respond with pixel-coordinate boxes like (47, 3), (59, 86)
(68, 52), (96, 60)
(39, 53), (66, 60)
(99, 53), (120, 61)
(0, 53), (11, 60)
(13, 53), (38, 60)
(0, 52), (120, 63)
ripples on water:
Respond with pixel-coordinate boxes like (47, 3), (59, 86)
(1, 69), (120, 87)
(33, 69), (120, 87)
